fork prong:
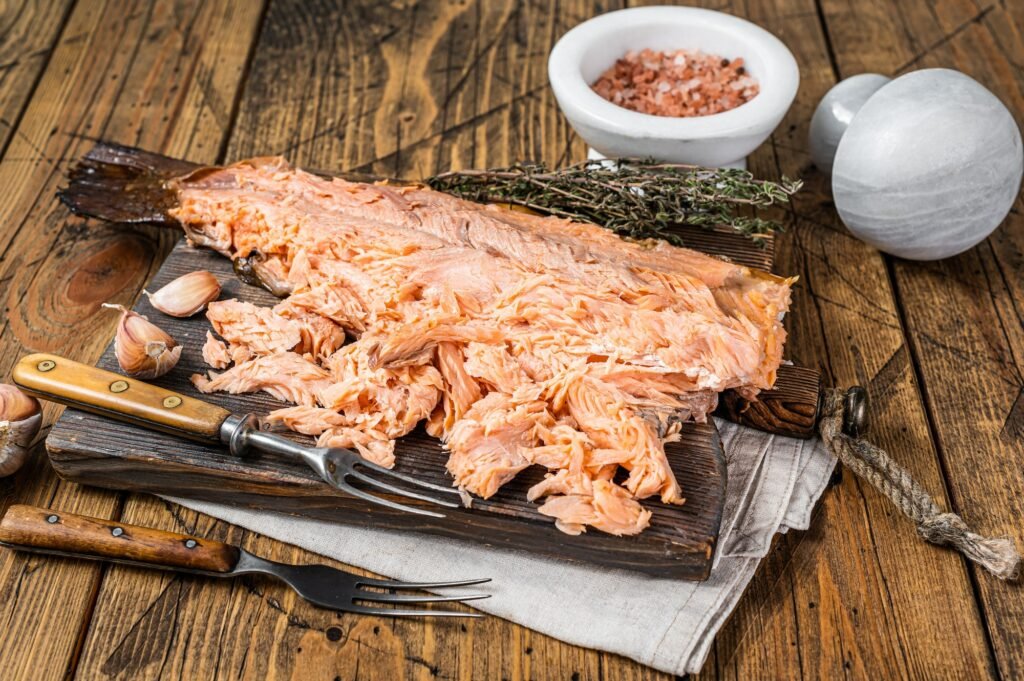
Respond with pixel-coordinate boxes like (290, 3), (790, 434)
(357, 577), (492, 590)
(353, 459), (463, 496)
(347, 469), (460, 509)
(355, 592), (491, 605)
(336, 480), (447, 518)
(346, 605), (485, 618)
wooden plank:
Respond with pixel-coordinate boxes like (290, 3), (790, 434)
(0, 1), (266, 679)
(0, 0), (75, 155)
(68, 0), (689, 679)
(671, 0), (997, 678)
(43, 241), (727, 579)
(818, 0), (1024, 676)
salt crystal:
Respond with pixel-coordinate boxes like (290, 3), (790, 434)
(590, 48), (759, 117)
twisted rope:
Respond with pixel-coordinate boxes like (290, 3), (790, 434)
(818, 389), (1021, 580)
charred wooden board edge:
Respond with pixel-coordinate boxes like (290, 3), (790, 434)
(714, 365), (822, 439)
(47, 410), (726, 579)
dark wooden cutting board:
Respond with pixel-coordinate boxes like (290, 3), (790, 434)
(44, 219), (814, 580)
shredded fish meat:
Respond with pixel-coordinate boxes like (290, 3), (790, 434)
(170, 157), (793, 536)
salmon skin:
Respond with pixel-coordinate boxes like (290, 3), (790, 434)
(61, 143), (794, 537)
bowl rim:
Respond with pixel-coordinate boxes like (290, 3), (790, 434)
(548, 6), (800, 138)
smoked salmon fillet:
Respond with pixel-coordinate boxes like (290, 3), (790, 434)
(60, 144), (794, 537)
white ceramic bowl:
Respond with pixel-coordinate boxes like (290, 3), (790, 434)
(548, 6), (799, 168)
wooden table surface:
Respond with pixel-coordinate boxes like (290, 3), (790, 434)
(0, 0), (1021, 678)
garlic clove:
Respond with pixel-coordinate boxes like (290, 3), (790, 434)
(144, 270), (221, 317)
(0, 383), (40, 422)
(103, 303), (183, 379)
(0, 384), (42, 477)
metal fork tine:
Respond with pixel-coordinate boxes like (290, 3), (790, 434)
(355, 592), (491, 605)
(352, 459), (463, 496)
(347, 605), (484, 618)
(357, 577), (492, 590)
(346, 469), (460, 509)
(336, 480), (447, 518)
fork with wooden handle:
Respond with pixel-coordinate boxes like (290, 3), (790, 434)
(12, 353), (463, 518)
(0, 504), (490, 617)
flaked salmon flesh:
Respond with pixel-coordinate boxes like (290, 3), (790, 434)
(170, 157), (793, 536)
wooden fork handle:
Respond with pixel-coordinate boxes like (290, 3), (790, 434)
(12, 352), (231, 442)
(0, 504), (239, 573)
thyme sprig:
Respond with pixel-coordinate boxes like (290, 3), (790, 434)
(427, 159), (801, 247)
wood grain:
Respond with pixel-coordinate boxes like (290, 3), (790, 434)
(0, 0), (1018, 678)
(819, 0), (1024, 676)
(682, 0), (996, 678)
(0, 504), (240, 573)
(0, 1), (266, 680)
(715, 362), (822, 439)
(0, 0), (75, 155)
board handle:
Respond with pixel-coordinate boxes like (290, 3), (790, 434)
(0, 504), (239, 573)
(715, 364), (823, 439)
(12, 353), (231, 442)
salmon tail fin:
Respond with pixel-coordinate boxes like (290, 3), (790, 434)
(58, 142), (202, 226)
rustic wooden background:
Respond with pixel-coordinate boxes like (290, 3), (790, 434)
(0, 0), (1021, 678)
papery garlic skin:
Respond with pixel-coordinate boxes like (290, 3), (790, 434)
(103, 303), (183, 378)
(0, 384), (42, 477)
(145, 270), (221, 317)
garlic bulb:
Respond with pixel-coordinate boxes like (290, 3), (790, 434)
(103, 303), (183, 378)
(144, 270), (221, 317)
(0, 384), (42, 477)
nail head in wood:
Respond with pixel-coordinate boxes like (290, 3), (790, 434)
(46, 514), (59, 524)
(109, 380), (129, 393)
(163, 396), (182, 408)
(111, 527), (124, 537)
(185, 539), (197, 549)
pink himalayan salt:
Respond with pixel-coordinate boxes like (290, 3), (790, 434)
(591, 48), (759, 118)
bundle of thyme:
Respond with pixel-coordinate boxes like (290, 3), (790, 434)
(427, 159), (801, 247)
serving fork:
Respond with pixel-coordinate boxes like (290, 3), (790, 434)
(0, 504), (489, 617)
(13, 353), (461, 517)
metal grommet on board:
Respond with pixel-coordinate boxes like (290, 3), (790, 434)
(842, 386), (869, 438)
(110, 380), (129, 393)
(163, 396), (182, 409)
(37, 360), (56, 372)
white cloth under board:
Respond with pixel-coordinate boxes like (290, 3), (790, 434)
(168, 418), (836, 676)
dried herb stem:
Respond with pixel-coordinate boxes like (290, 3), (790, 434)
(427, 159), (801, 247)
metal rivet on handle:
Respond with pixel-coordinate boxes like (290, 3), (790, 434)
(37, 360), (56, 372)
(111, 527), (124, 537)
(163, 396), (182, 409)
(46, 514), (59, 524)
(184, 539), (198, 549)
(110, 380), (129, 393)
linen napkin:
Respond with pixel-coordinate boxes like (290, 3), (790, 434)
(168, 420), (835, 676)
